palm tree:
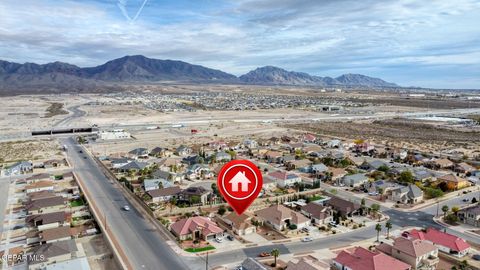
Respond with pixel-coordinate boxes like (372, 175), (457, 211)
(442, 205), (449, 218)
(385, 221), (392, 239)
(375, 223), (382, 242)
(271, 248), (280, 267)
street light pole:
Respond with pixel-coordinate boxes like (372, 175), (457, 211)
(205, 251), (209, 270)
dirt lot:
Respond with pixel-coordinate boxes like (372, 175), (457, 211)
(286, 119), (480, 157)
(0, 139), (61, 163)
(346, 97), (480, 109)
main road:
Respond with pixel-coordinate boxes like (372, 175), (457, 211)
(63, 137), (203, 270)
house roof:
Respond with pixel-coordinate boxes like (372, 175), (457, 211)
(343, 173), (368, 183)
(144, 178), (173, 190)
(241, 257), (268, 270)
(409, 228), (470, 252)
(224, 212), (254, 230)
(40, 226), (72, 242)
(301, 203), (330, 220)
(180, 186), (210, 196)
(334, 247), (411, 270)
(459, 204), (480, 216)
(129, 148), (148, 155)
(433, 158), (454, 167)
(28, 190), (58, 201)
(29, 239), (77, 264)
(148, 186), (181, 198)
(25, 180), (54, 190)
(26, 173), (51, 181)
(119, 161), (148, 170)
(170, 216), (223, 237)
(328, 196), (360, 214)
(392, 237), (437, 257)
(286, 257), (329, 270)
(255, 205), (309, 226)
(437, 174), (467, 183)
(268, 171), (299, 180)
(26, 196), (65, 211)
(26, 211), (67, 225)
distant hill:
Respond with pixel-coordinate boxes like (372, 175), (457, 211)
(239, 66), (397, 87)
(0, 55), (399, 94)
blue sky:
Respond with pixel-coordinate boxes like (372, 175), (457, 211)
(1, 0), (479, 88)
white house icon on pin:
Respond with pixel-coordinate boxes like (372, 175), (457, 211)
(229, 171), (251, 192)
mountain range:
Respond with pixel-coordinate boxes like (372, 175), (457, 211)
(0, 55), (398, 93)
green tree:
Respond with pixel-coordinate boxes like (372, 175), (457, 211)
(190, 195), (201, 205)
(371, 204), (381, 219)
(217, 205), (226, 215)
(378, 165), (390, 173)
(385, 221), (392, 239)
(158, 181), (164, 189)
(442, 205), (449, 218)
(375, 223), (382, 242)
(398, 171), (414, 183)
(271, 249), (280, 267)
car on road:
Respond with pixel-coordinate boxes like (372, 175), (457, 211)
(259, 252), (270, 257)
(368, 192), (379, 196)
(226, 235), (234, 241)
(215, 237), (223, 243)
(79, 150), (83, 153)
(123, 205), (130, 211)
(473, 254), (480, 261)
(83, 156), (87, 159)
(462, 198), (470, 202)
(302, 237), (313, 242)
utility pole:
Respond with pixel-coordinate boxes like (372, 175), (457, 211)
(205, 251), (209, 270)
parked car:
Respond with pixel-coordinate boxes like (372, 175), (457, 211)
(227, 235), (234, 241)
(462, 198), (470, 202)
(259, 252), (270, 257)
(215, 237), (223, 243)
(302, 237), (313, 242)
(473, 254), (480, 261)
(123, 205), (130, 211)
(329, 221), (338, 227)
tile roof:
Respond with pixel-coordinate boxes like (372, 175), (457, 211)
(40, 226), (72, 242)
(301, 203), (330, 220)
(392, 237), (437, 257)
(170, 216), (223, 237)
(255, 205), (309, 227)
(334, 247), (411, 270)
(148, 186), (181, 198)
(409, 228), (470, 252)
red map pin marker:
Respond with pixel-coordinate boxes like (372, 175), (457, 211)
(217, 160), (263, 215)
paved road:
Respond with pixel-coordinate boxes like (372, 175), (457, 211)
(63, 138), (202, 270)
(54, 105), (87, 127)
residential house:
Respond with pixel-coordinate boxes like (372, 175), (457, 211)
(243, 139), (258, 149)
(302, 144), (323, 154)
(26, 211), (69, 231)
(223, 212), (256, 236)
(25, 181), (54, 194)
(333, 246), (411, 270)
(150, 147), (172, 158)
(303, 133), (317, 143)
(264, 150), (283, 163)
(354, 142), (375, 153)
(327, 139), (342, 148)
(214, 151), (231, 162)
(300, 203), (332, 224)
(143, 179), (173, 192)
(148, 187), (181, 203)
(176, 145), (192, 156)
(255, 204), (310, 231)
(455, 162), (476, 175)
(342, 173), (368, 188)
(436, 174), (470, 190)
(177, 187), (210, 205)
(186, 164), (213, 180)
(286, 257), (329, 270)
(262, 176), (276, 191)
(376, 237), (439, 270)
(110, 157), (133, 169)
(1, 161), (33, 176)
(39, 226), (72, 244)
(118, 161), (149, 172)
(26, 173), (52, 184)
(307, 163), (327, 175)
(359, 159), (388, 171)
(286, 159), (312, 172)
(241, 258), (267, 270)
(408, 228), (470, 257)
(26, 196), (66, 215)
(328, 196), (360, 217)
(412, 168), (437, 183)
(268, 171), (302, 188)
(391, 184), (424, 204)
(329, 167), (347, 182)
(458, 205), (480, 227)
(170, 216), (223, 240)
(28, 239), (79, 270)
(429, 158), (454, 169)
(128, 148), (149, 159)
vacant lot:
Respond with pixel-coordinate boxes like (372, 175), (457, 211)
(0, 139), (61, 163)
(44, 102), (69, 118)
(287, 119), (480, 156)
